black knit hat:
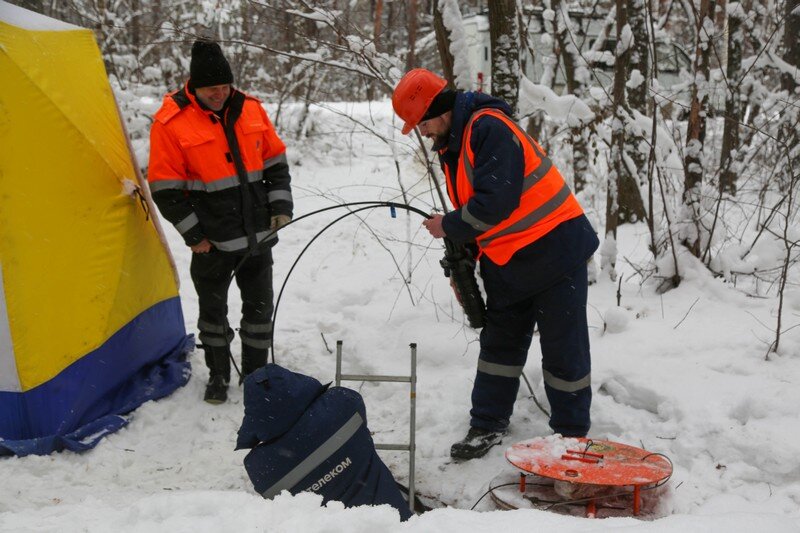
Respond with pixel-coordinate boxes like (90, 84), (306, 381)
(421, 89), (457, 121)
(190, 40), (234, 89)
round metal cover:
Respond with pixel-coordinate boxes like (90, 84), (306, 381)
(505, 436), (672, 486)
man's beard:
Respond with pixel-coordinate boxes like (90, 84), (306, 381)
(431, 132), (449, 149)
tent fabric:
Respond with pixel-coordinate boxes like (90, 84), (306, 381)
(0, 1), (193, 456)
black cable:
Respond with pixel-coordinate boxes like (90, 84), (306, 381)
(471, 477), (640, 513)
(198, 200), (428, 382)
(196, 200), (431, 378)
(232, 200), (430, 280)
(470, 482), (520, 511)
(269, 202), (432, 363)
(521, 372), (551, 418)
(640, 452), (674, 489)
(469, 449), (673, 512)
(468, 450), (674, 514)
(543, 451), (674, 511)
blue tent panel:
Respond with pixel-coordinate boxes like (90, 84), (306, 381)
(0, 297), (193, 456)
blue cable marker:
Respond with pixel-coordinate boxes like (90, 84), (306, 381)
(390, 205), (397, 218)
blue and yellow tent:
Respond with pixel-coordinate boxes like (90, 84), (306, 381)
(0, 2), (193, 456)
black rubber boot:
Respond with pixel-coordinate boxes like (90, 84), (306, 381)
(203, 347), (231, 404)
(203, 375), (229, 404)
(240, 345), (267, 383)
(450, 427), (507, 460)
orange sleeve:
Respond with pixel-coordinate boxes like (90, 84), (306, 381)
(147, 121), (187, 183)
(258, 105), (286, 160)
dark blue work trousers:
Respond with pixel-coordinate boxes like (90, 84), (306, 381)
(470, 263), (591, 437)
(190, 248), (274, 377)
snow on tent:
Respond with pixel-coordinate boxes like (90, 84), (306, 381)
(0, 1), (193, 457)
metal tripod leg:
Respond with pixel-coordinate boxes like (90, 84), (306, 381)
(335, 340), (417, 513)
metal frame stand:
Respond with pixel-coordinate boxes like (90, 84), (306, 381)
(335, 340), (417, 513)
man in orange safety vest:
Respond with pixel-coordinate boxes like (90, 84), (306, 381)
(393, 69), (599, 460)
(148, 41), (293, 404)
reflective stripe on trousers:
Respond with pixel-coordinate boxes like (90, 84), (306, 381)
(543, 369), (591, 393)
(477, 359), (524, 379)
(240, 320), (273, 349)
(470, 263), (591, 435)
(197, 318), (234, 347)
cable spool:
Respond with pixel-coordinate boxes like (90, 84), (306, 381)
(489, 436), (673, 518)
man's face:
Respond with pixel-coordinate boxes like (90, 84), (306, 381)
(195, 84), (231, 111)
(418, 111), (452, 146)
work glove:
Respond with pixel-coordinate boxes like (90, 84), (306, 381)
(270, 214), (291, 230)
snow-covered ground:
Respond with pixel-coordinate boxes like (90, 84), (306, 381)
(3, 101), (800, 532)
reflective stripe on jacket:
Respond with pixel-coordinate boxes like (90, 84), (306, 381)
(444, 108), (584, 266)
(237, 365), (413, 521)
(147, 84), (292, 253)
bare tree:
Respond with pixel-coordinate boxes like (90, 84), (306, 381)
(406, 0), (419, 70)
(682, 0), (717, 257)
(433, 0), (457, 86)
(551, 0), (591, 192)
(605, 0), (630, 279)
(488, 0), (519, 114)
(627, 0), (650, 112)
(779, 0), (799, 163)
(625, 0), (650, 220)
(373, 0), (384, 50)
(718, 2), (745, 196)
(780, 0), (799, 93)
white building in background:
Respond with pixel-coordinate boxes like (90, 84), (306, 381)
(459, 10), (691, 94)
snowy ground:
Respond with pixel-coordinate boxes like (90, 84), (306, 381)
(3, 101), (800, 532)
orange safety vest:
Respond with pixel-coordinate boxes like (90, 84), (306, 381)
(444, 109), (584, 266)
(147, 85), (290, 252)
(148, 86), (286, 191)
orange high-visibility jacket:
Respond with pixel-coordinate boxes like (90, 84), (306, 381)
(148, 85), (292, 253)
(444, 108), (584, 265)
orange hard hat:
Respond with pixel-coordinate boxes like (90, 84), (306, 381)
(392, 69), (448, 135)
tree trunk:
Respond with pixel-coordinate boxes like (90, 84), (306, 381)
(627, 0), (649, 112)
(719, 4), (744, 196)
(609, 0), (647, 228)
(488, 0), (519, 115)
(386, 0), (396, 56)
(618, 0), (649, 223)
(606, 0), (629, 278)
(433, 0), (456, 86)
(131, 0), (140, 50)
(683, 0), (717, 257)
(782, 0), (799, 93)
(373, 0), (384, 50)
(406, 0), (419, 70)
(779, 0), (799, 195)
(552, 0), (590, 193)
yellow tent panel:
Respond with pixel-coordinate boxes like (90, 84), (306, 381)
(0, 1), (192, 456)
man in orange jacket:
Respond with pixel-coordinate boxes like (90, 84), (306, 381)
(393, 69), (599, 459)
(148, 40), (293, 404)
